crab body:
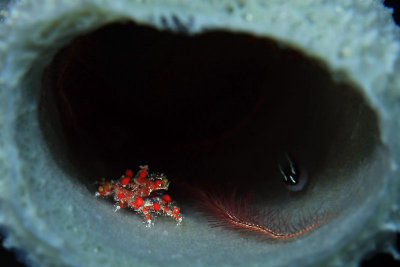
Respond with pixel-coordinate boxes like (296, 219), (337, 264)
(95, 165), (182, 227)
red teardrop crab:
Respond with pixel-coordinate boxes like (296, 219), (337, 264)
(95, 165), (182, 227)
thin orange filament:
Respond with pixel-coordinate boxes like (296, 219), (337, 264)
(197, 189), (336, 239)
(223, 210), (333, 239)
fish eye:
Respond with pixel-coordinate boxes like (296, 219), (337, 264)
(278, 152), (308, 191)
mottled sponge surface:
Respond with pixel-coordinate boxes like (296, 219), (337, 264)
(0, 0), (400, 266)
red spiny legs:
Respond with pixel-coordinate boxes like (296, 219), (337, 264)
(95, 165), (182, 227)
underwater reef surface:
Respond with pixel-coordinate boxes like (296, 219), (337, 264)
(0, 0), (400, 266)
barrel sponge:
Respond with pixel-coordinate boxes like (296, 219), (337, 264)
(0, 0), (399, 266)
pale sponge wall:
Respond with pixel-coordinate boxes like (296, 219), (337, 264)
(0, 0), (400, 266)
